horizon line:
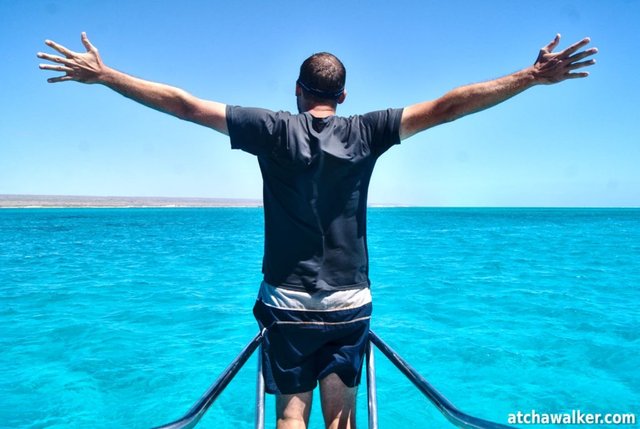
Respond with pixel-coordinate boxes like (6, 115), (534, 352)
(0, 194), (638, 209)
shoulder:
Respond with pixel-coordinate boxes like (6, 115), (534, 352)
(341, 108), (403, 136)
(349, 108), (404, 156)
(227, 107), (304, 155)
(226, 105), (294, 123)
(226, 106), (301, 134)
(359, 108), (404, 125)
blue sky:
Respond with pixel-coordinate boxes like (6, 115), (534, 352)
(1, 0), (638, 206)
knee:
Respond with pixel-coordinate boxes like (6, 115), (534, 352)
(277, 415), (308, 429)
(320, 374), (357, 429)
(276, 392), (312, 429)
(324, 410), (355, 429)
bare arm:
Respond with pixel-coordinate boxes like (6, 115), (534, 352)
(400, 35), (598, 140)
(38, 32), (228, 134)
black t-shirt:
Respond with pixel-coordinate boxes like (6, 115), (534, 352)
(226, 105), (403, 293)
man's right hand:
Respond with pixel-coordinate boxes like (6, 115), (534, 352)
(37, 32), (228, 134)
(38, 32), (105, 84)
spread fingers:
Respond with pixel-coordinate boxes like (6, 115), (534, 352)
(39, 63), (74, 73)
(47, 75), (74, 83)
(37, 52), (73, 66)
(568, 48), (598, 63)
(44, 39), (76, 57)
(566, 59), (596, 71)
(559, 37), (591, 59)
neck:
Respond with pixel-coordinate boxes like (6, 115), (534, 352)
(306, 105), (336, 118)
(297, 96), (337, 118)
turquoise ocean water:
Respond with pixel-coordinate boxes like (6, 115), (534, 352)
(1, 208), (638, 428)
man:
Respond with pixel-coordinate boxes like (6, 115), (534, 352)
(38, 32), (596, 429)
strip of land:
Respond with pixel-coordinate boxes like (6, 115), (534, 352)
(0, 194), (262, 208)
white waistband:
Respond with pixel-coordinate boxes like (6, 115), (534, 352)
(258, 281), (372, 311)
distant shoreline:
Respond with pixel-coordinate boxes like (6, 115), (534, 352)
(1, 195), (636, 209)
(0, 194), (263, 208)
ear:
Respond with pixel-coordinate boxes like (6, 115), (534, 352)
(337, 89), (347, 104)
(295, 83), (302, 96)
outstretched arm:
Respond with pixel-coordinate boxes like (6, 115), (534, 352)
(400, 34), (597, 140)
(38, 32), (228, 134)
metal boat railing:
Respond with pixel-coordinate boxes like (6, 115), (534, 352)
(368, 331), (514, 429)
(151, 330), (265, 429)
(152, 329), (515, 429)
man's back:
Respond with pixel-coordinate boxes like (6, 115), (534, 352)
(226, 106), (403, 293)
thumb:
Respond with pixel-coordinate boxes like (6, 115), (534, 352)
(544, 33), (561, 52)
(81, 32), (96, 51)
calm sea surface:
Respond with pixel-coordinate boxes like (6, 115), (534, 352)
(1, 208), (638, 428)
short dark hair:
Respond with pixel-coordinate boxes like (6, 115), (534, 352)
(297, 52), (346, 100)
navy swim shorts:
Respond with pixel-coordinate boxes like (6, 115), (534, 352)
(253, 298), (371, 395)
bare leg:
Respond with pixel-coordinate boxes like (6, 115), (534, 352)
(319, 373), (357, 429)
(276, 391), (313, 429)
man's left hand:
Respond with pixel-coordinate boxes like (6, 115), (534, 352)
(532, 34), (598, 84)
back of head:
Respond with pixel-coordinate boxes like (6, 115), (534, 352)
(297, 52), (346, 101)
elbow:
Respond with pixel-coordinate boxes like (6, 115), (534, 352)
(170, 89), (198, 121)
(431, 96), (463, 125)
